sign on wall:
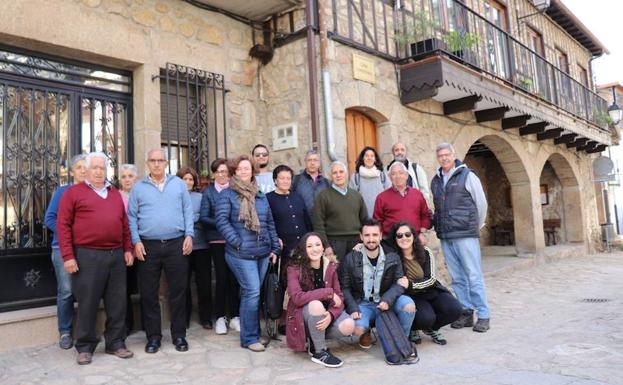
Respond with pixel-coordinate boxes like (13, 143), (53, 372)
(352, 53), (376, 84)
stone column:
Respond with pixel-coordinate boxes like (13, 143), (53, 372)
(132, 63), (163, 174)
(511, 181), (545, 253)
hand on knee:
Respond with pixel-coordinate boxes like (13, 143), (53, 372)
(308, 300), (326, 316)
(338, 318), (355, 336)
(403, 303), (416, 314)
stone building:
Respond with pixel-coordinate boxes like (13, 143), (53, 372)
(0, 0), (614, 345)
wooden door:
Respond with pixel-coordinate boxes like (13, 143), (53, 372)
(346, 110), (377, 174)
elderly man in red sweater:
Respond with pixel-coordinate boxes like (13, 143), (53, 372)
(58, 152), (134, 365)
(373, 162), (431, 244)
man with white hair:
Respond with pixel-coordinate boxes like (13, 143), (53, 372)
(373, 162), (431, 242)
(313, 161), (368, 260)
(386, 142), (431, 203)
(57, 152), (135, 364)
(128, 148), (194, 353)
(430, 142), (490, 333)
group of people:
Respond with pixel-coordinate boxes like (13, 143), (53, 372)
(44, 141), (491, 368)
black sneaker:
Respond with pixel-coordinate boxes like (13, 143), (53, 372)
(59, 334), (73, 350)
(472, 318), (490, 333)
(451, 309), (474, 329)
(409, 330), (422, 344)
(311, 349), (343, 368)
(423, 328), (447, 345)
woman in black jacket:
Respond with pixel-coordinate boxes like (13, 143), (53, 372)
(390, 221), (462, 345)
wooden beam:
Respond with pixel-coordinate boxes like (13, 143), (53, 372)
(536, 128), (563, 141)
(474, 106), (509, 123)
(554, 133), (577, 144)
(519, 122), (548, 136)
(501, 114), (530, 129)
(443, 95), (482, 115)
(586, 144), (607, 154)
(577, 140), (598, 151)
(566, 138), (589, 148)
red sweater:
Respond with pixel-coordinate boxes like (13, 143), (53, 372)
(373, 186), (431, 236)
(57, 183), (133, 261)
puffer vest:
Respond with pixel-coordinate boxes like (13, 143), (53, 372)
(431, 165), (479, 239)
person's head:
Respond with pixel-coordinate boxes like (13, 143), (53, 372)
(392, 142), (408, 162)
(355, 146), (383, 171)
(436, 142), (457, 172)
(85, 152), (108, 188)
(176, 166), (199, 192)
(119, 164), (138, 192)
(329, 161), (348, 188)
(291, 232), (328, 290)
(210, 158), (230, 185)
(252, 144), (270, 170)
(229, 155), (255, 183)
(70, 154), (87, 184)
(388, 162), (409, 190)
(304, 149), (321, 174)
(390, 221), (426, 265)
(145, 148), (168, 178)
(273, 164), (294, 193)
(360, 218), (382, 252)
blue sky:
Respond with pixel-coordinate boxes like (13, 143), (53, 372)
(563, 0), (622, 85)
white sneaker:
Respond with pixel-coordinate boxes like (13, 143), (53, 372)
(229, 317), (241, 332)
(215, 317), (228, 335)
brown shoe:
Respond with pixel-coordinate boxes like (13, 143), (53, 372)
(105, 347), (134, 359)
(358, 330), (373, 349)
(76, 352), (92, 365)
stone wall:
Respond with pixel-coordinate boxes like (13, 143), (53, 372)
(540, 161), (566, 243)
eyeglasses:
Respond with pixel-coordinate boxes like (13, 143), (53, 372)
(395, 232), (413, 239)
(148, 159), (167, 163)
(214, 170), (228, 175)
(254, 152), (269, 157)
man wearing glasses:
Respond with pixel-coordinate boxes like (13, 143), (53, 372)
(252, 144), (275, 194)
(128, 148), (195, 353)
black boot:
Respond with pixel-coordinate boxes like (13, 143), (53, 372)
(451, 309), (474, 329)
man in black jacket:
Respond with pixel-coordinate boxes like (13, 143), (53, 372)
(339, 218), (415, 349)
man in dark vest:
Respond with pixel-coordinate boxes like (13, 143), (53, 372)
(430, 143), (490, 333)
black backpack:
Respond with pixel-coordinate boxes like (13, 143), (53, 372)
(262, 260), (285, 340)
(376, 310), (419, 365)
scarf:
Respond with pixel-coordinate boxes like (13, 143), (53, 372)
(229, 176), (261, 233)
(358, 166), (381, 179)
(214, 181), (229, 193)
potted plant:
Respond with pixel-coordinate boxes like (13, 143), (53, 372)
(519, 78), (533, 91)
(442, 30), (480, 64)
(394, 11), (442, 57)
(199, 169), (211, 190)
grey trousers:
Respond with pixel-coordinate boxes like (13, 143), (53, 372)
(303, 304), (350, 352)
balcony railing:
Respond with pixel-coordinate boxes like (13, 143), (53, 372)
(328, 0), (610, 130)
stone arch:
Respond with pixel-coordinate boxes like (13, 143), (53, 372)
(462, 134), (543, 252)
(539, 152), (585, 244)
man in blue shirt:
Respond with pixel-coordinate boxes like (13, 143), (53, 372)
(44, 154), (87, 350)
(128, 148), (194, 353)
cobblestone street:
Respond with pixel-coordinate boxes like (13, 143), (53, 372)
(1, 252), (622, 385)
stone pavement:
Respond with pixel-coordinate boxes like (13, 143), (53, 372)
(1, 252), (622, 385)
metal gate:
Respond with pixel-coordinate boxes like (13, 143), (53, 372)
(0, 46), (132, 311)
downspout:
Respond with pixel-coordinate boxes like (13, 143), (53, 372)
(305, 0), (320, 149)
(317, 0), (338, 161)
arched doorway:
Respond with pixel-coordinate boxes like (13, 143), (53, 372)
(345, 109), (378, 173)
(539, 153), (584, 245)
(463, 135), (540, 253)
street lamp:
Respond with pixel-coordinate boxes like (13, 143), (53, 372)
(608, 86), (622, 125)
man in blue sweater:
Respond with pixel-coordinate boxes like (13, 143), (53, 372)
(43, 154), (87, 350)
(128, 148), (194, 353)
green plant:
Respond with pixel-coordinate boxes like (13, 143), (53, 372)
(442, 30), (480, 52)
(393, 11), (439, 46)
(200, 169), (210, 178)
(519, 78), (533, 90)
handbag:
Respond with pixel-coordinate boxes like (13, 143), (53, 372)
(376, 310), (419, 365)
(262, 259), (285, 340)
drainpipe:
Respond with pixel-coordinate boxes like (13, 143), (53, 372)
(305, 0), (320, 150)
(317, 0), (338, 161)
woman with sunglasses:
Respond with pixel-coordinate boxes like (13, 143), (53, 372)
(390, 221), (462, 345)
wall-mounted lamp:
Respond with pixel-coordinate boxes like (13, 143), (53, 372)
(608, 86), (622, 125)
(518, 0), (551, 24)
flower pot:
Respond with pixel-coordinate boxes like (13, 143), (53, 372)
(409, 38), (444, 57)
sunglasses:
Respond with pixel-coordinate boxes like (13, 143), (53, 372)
(254, 152), (269, 157)
(395, 231), (413, 239)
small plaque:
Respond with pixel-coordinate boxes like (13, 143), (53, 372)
(352, 53), (375, 84)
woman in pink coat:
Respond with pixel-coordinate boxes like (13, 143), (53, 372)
(286, 232), (355, 368)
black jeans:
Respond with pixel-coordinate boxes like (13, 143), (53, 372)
(138, 237), (188, 340)
(186, 248), (212, 325)
(328, 237), (360, 263)
(72, 247), (127, 353)
(211, 243), (240, 318)
(411, 290), (463, 331)
(125, 264), (139, 333)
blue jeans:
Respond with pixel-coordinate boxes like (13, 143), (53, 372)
(224, 252), (269, 347)
(355, 295), (415, 337)
(441, 237), (490, 319)
(51, 248), (74, 335)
